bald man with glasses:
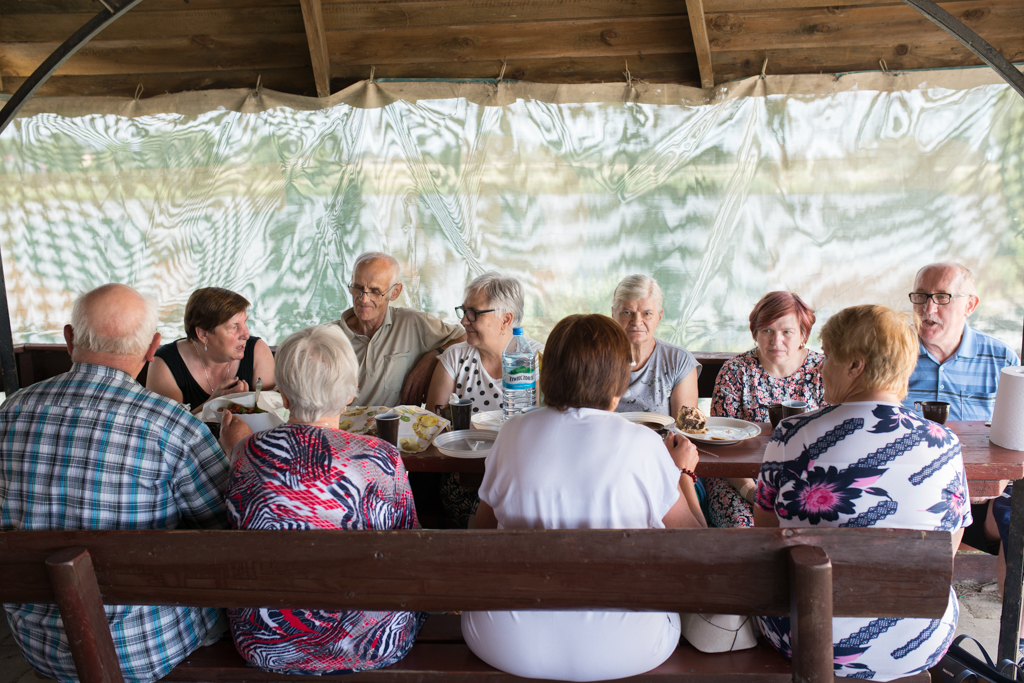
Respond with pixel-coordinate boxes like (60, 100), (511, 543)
(331, 252), (465, 407)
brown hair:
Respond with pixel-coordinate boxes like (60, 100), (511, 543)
(184, 287), (250, 341)
(541, 314), (631, 411)
(819, 305), (919, 398)
(749, 291), (816, 343)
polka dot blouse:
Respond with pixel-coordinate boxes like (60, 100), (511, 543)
(438, 340), (545, 414)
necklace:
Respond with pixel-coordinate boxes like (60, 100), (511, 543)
(190, 339), (214, 393)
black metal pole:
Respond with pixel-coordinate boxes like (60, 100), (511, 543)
(900, 0), (1024, 100)
(998, 481), (1024, 665)
(0, 0), (147, 395)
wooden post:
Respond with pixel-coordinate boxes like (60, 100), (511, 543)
(788, 544), (833, 683)
(685, 0), (715, 89)
(299, 0), (332, 98)
(45, 547), (124, 683)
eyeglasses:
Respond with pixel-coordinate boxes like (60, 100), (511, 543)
(348, 283), (396, 302)
(455, 306), (495, 322)
(908, 292), (969, 306)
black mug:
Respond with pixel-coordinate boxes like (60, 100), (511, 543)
(782, 400), (807, 418)
(915, 401), (950, 425)
(375, 412), (401, 447)
(435, 399), (474, 431)
(767, 404), (786, 429)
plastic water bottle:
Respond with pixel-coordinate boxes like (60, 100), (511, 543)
(502, 327), (538, 420)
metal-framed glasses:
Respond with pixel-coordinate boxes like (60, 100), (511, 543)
(455, 306), (495, 322)
(908, 292), (969, 306)
(348, 283), (397, 302)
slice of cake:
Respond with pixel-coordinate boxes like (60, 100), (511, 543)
(676, 406), (708, 434)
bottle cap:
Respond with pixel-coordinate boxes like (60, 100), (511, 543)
(512, 327), (524, 335)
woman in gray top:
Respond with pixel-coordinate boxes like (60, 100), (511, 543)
(611, 275), (701, 417)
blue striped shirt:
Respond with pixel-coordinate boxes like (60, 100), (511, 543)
(903, 324), (1020, 421)
(0, 362), (229, 682)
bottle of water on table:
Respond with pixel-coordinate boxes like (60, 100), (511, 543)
(502, 327), (537, 420)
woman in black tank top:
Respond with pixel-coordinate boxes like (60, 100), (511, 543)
(146, 287), (276, 412)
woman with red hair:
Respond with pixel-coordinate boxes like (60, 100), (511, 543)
(705, 291), (825, 527)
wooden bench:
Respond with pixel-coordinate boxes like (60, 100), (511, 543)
(0, 527), (953, 683)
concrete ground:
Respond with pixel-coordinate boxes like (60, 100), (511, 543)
(0, 582), (1009, 682)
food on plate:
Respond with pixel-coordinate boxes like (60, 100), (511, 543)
(218, 403), (266, 415)
(675, 406), (707, 434)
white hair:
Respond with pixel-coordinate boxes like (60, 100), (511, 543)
(915, 262), (976, 295)
(612, 274), (664, 313)
(353, 252), (401, 288)
(70, 285), (158, 356)
(466, 271), (525, 327)
(275, 325), (359, 423)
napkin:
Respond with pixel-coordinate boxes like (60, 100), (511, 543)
(340, 405), (450, 453)
(991, 367), (1024, 450)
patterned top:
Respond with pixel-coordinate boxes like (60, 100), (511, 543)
(616, 339), (701, 416)
(226, 423), (423, 674)
(439, 340), (544, 414)
(711, 348), (825, 422)
(903, 323), (1019, 421)
(755, 402), (972, 681)
(0, 362), (228, 683)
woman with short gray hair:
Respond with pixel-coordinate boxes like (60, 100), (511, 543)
(225, 324), (424, 674)
(611, 274), (700, 418)
(425, 271), (543, 527)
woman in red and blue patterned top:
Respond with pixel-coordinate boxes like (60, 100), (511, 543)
(224, 324), (424, 675)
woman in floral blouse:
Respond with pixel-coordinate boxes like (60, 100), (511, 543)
(755, 305), (968, 680)
(705, 292), (825, 527)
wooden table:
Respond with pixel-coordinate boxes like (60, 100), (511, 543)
(404, 421), (1024, 498)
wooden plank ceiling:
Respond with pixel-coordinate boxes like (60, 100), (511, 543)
(0, 0), (1022, 99)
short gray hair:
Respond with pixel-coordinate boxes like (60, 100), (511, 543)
(353, 252), (401, 288)
(275, 325), (359, 422)
(915, 262), (976, 295)
(612, 274), (664, 313)
(70, 285), (158, 356)
(466, 272), (525, 327)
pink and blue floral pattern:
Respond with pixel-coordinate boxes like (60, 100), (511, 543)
(755, 402), (971, 681)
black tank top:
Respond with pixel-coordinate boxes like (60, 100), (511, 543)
(153, 336), (259, 409)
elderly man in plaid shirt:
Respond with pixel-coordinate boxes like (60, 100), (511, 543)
(0, 284), (233, 682)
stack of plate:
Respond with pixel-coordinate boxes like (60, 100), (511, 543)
(433, 429), (497, 458)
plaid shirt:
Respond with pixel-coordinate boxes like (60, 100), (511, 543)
(0, 362), (229, 682)
(904, 324), (1020, 421)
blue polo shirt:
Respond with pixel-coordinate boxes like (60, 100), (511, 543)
(903, 324), (1019, 421)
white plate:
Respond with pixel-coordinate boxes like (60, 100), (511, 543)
(619, 412), (674, 428)
(470, 411), (505, 431)
(681, 417), (762, 445)
(433, 429), (497, 458)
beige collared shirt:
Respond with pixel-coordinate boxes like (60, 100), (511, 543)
(331, 306), (464, 407)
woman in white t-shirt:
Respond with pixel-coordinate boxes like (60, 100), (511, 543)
(425, 272), (543, 526)
(462, 314), (705, 682)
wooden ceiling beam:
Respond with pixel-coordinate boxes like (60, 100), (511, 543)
(685, 0), (714, 88)
(299, 0), (332, 97)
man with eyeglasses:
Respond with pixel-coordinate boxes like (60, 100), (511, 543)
(331, 252), (465, 407)
(903, 262), (1018, 420)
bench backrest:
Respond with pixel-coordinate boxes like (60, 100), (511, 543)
(0, 527), (951, 617)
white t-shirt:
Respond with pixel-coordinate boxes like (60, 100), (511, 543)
(462, 407), (682, 681)
(438, 340), (544, 414)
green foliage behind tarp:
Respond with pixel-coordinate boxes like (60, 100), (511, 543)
(1, 75), (1022, 355)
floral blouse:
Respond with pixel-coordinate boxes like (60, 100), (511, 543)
(755, 403), (970, 680)
(710, 348), (825, 421)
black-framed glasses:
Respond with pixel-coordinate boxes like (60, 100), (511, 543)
(455, 306), (495, 322)
(908, 292), (969, 306)
(348, 283), (396, 302)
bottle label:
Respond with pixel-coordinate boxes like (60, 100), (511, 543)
(503, 365), (536, 390)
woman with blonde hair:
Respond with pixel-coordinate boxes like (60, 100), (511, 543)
(754, 305), (970, 680)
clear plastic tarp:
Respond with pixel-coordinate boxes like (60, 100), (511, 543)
(1, 69), (1023, 353)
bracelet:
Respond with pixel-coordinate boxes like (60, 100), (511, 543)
(678, 467), (696, 483)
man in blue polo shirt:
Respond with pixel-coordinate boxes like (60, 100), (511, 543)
(904, 262), (1019, 418)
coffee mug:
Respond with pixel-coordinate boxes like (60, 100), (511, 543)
(915, 401), (950, 425)
(375, 412), (401, 447)
(435, 398), (474, 431)
(782, 400), (807, 418)
(767, 404), (786, 429)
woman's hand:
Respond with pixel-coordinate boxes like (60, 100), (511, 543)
(210, 376), (248, 400)
(664, 432), (699, 473)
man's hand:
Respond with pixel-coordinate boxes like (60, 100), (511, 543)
(400, 351), (440, 406)
(219, 411), (253, 462)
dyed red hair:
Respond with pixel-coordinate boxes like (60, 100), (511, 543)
(748, 291), (816, 344)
